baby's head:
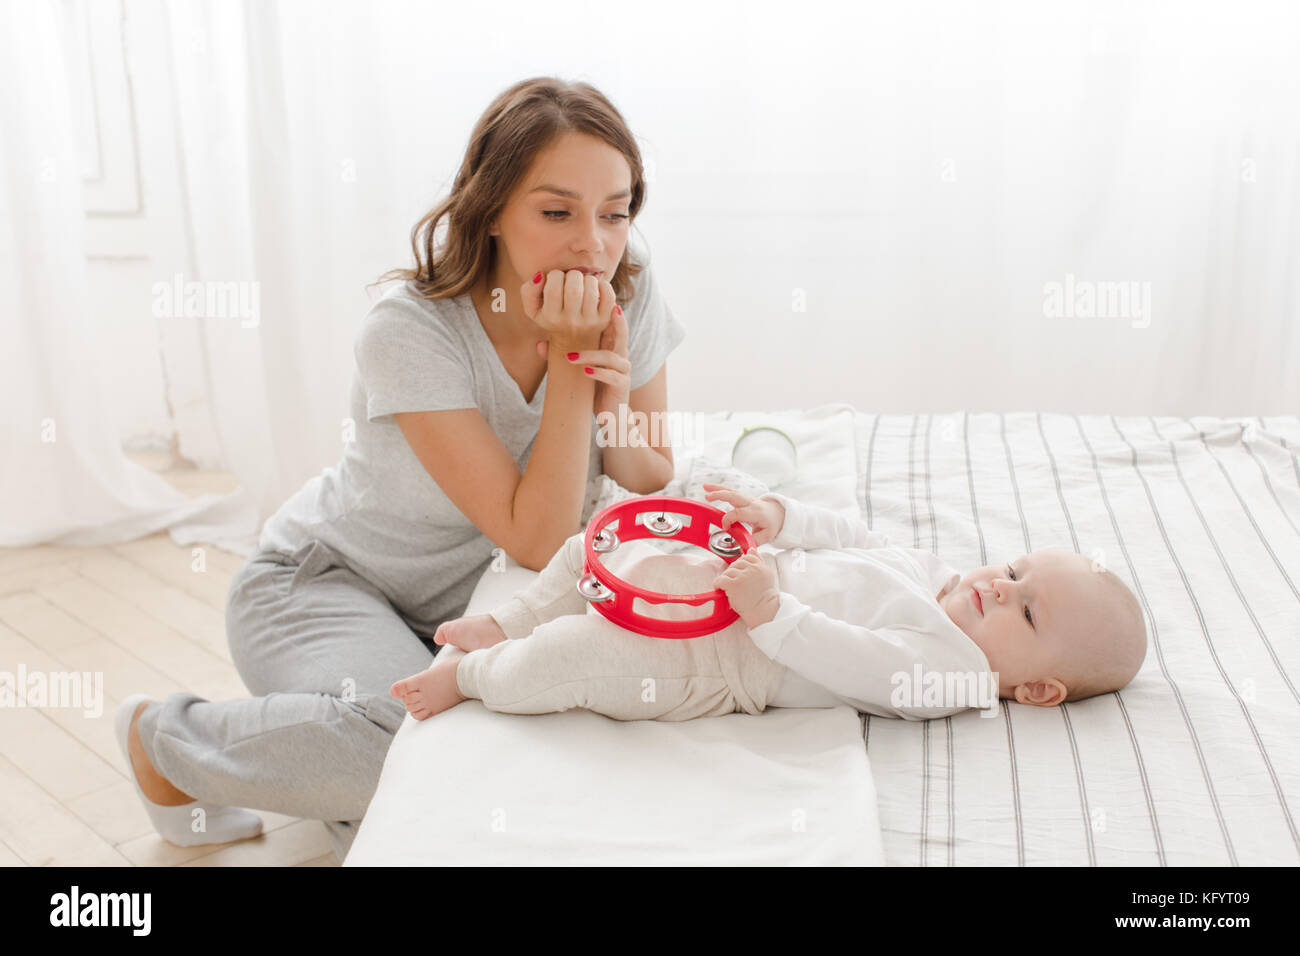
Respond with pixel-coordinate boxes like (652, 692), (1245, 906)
(939, 549), (1146, 706)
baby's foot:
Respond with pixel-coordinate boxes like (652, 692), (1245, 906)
(389, 658), (466, 721)
(434, 613), (506, 652)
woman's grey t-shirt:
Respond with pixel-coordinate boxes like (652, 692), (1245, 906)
(258, 261), (687, 630)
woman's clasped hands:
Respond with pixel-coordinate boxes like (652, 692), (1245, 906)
(523, 268), (631, 417)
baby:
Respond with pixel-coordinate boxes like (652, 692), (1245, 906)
(391, 483), (1148, 722)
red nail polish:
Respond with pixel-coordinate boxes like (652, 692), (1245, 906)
(566, 352), (578, 360)
(532, 271), (543, 284)
(614, 305), (622, 316)
(584, 367), (593, 375)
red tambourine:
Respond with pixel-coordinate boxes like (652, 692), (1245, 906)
(576, 495), (756, 639)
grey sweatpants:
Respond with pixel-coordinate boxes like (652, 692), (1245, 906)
(136, 539), (442, 862)
(456, 531), (788, 720)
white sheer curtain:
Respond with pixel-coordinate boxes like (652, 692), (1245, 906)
(4, 0), (1297, 555)
(0, 0), (241, 548)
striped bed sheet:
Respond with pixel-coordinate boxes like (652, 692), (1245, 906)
(853, 413), (1300, 866)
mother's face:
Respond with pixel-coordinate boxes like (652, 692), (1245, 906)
(488, 131), (633, 289)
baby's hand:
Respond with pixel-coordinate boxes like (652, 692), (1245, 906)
(713, 549), (781, 629)
(701, 483), (785, 546)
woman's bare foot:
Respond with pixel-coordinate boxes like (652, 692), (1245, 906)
(434, 613), (507, 652)
(390, 658), (467, 721)
(128, 702), (196, 805)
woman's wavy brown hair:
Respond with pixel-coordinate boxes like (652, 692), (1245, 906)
(375, 76), (648, 304)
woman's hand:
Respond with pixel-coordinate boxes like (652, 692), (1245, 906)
(532, 297), (631, 419)
(567, 305), (630, 418)
(520, 269), (616, 348)
(702, 483), (786, 546)
(712, 549), (781, 629)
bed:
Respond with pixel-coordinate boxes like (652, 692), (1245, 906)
(345, 410), (1300, 866)
(857, 412), (1300, 866)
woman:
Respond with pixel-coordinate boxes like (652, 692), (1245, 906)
(116, 77), (686, 862)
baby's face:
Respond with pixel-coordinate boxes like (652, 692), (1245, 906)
(939, 549), (1098, 698)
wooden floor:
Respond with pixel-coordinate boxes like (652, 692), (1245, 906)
(0, 452), (338, 866)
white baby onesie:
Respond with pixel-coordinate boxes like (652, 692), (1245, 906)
(747, 493), (996, 719)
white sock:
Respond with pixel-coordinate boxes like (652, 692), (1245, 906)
(115, 694), (264, 847)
